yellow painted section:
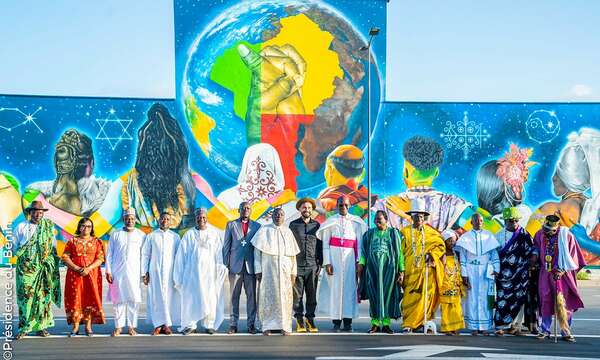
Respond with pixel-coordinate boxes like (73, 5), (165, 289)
(264, 14), (342, 115)
(185, 95), (216, 156)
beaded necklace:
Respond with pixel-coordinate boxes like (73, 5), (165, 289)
(544, 233), (558, 272)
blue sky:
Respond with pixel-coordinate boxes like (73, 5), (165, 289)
(0, 0), (598, 101)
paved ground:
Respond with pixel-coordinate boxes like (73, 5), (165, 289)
(3, 269), (600, 359)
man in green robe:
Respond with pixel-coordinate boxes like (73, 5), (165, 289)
(358, 210), (405, 334)
(14, 201), (61, 339)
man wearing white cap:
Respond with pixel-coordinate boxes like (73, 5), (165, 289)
(399, 198), (445, 333)
(106, 208), (146, 336)
(455, 213), (500, 336)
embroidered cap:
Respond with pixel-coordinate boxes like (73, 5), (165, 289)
(543, 214), (560, 230)
(501, 207), (521, 220)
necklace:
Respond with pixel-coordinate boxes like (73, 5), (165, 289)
(543, 233), (558, 272)
(411, 227), (425, 266)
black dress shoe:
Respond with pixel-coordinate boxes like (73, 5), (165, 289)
(248, 326), (257, 334)
(382, 326), (394, 334)
(332, 323), (341, 333)
(342, 324), (353, 332)
(368, 326), (380, 334)
(206, 328), (215, 335)
(181, 327), (195, 335)
(227, 326), (238, 334)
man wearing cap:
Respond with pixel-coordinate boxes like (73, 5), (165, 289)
(174, 208), (227, 335)
(141, 211), (181, 335)
(531, 215), (586, 342)
(494, 207), (536, 336)
(253, 208), (300, 335)
(358, 210), (404, 334)
(14, 201), (61, 339)
(317, 196), (367, 332)
(289, 197), (321, 332)
(106, 208), (146, 336)
(399, 198), (445, 333)
(455, 213), (500, 336)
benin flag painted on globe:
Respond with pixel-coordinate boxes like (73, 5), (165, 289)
(209, 14), (343, 191)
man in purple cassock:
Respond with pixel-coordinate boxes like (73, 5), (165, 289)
(532, 215), (586, 343)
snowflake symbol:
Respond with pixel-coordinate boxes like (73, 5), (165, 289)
(440, 111), (491, 160)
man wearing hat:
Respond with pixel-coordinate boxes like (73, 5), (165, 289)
(14, 201), (61, 339)
(531, 215), (586, 342)
(494, 207), (536, 336)
(398, 198), (445, 333)
(289, 197), (321, 332)
(142, 210), (181, 335)
(455, 213), (500, 336)
(317, 196), (367, 332)
(106, 208), (146, 336)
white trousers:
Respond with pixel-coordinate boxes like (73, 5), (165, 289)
(114, 302), (139, 328)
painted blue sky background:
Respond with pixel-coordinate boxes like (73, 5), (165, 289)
(1, 0), (599, 101)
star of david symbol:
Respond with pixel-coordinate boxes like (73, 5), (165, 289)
(95, 108), (133, 150)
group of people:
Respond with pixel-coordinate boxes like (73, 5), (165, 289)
(12, 192), (586, 342)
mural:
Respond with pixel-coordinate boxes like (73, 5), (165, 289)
(1, 0), (599, 266)
(371, 103), (600, 265)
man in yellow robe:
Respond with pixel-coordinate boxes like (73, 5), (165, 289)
(399, 199), (445, 333)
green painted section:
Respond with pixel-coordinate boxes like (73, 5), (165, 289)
(210, 41), (262, 121)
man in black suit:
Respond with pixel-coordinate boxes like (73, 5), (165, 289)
(223, 202), (261, 334)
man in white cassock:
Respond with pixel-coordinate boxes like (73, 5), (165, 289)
(455, 213), (500, 335)
(141, 211), (181, 335)
(106, 208), (145, 337)
(174, 208), (227, 335)
(253, 207), (300, 335)
(317, 196), (367, 332)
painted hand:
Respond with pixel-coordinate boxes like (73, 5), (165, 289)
(238, 43), (306, 144)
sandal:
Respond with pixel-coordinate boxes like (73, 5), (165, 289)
(563, 335), (576, 343)
(68, 330), (79, 338)
(128, 327), (138, 336)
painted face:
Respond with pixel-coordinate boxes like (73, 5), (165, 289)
(30, 209), (45, 224)
(79, 220), (93, 236)
(375, 213), (387, 230)
(552, 172), (567, 197)
(239, 202), (251, 219)
(272, 208), (285, 226)
(299, 202), (313, 219)
(337, 198), (350, 216)
(411, 213), (425, 228)
(471, 215), (483, 230)
(123, 214), (136, 229)
(196, 211), (208, 229)
(505, 218), (519, 232)
(159, 214), (171, 230)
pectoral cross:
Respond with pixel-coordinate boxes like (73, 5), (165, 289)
(241, 239), (247, 247)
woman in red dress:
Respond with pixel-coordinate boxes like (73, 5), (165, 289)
(61, 217), (106, 336)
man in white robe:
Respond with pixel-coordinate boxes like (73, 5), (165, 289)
(456, 213), (500, 335)
(253, 207), (300, 335)
(141, 211), (181, 335)
(106, 208), (145, 336)
(174, 208), (227, 335)
(317, 196), (367, 332)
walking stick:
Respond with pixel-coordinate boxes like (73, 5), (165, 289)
(554, 278), (558, 343)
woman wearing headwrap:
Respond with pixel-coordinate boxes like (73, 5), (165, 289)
(527, 128), (600, 264)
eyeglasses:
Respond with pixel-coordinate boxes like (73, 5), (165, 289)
(338, 203), (350, 208)
(80, 225), (93, 228)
